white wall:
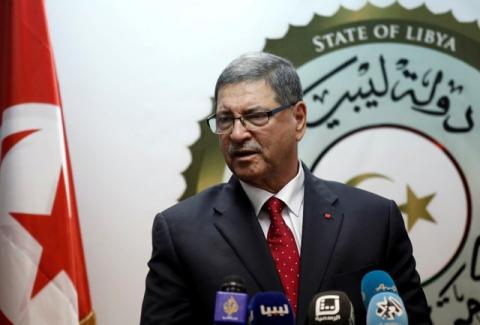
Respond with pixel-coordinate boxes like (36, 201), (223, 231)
(43, 0), (480, 324)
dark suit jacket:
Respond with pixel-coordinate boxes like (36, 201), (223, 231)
(141, 166), (431, 324)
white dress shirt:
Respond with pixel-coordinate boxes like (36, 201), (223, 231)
(239, 162), (305, 252)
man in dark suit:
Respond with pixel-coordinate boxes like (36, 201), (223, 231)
(141, 52), (432, 324)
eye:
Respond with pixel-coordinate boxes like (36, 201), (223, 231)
(245, 112), (268, 126)
(216, 115), (233, 128)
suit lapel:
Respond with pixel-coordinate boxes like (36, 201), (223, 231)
(297, 167), (344, 323)
(213, 176), (283, 292)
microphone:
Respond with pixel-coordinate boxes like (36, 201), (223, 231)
(248, 292), (294, 324)
(366, 292), (408, 324)
(213, 275), (249, 324)
(307, 291), (355, 324)
(361, 270), (398, 309)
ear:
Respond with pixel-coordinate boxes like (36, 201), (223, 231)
(293, 101), (307, 141)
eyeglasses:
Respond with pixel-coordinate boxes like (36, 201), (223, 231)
(206, 102), (296, 134)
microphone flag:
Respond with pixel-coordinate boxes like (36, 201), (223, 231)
(214, 275), (248, 324)
(248, 292), (295, 325)
(307, 291), (355, 324)
(214, 292), (248, 324)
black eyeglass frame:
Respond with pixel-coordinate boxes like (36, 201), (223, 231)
(206, 102), (297, 134)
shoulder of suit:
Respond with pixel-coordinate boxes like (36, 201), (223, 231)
(313, 176), (393, 205)
(156, 182), (228, 220)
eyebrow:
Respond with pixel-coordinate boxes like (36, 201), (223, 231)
(217, 106), (269, 115)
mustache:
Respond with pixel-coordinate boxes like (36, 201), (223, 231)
(228, 140), (262, 155)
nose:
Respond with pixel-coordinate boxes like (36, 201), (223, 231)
(229, 118), (251, 142)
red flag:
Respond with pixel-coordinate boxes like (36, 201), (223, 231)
(0, 0), (95, 324)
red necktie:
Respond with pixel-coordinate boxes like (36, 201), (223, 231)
(266, 197), (300, 314)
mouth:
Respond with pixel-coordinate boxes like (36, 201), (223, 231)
(228, 141), (262, 161)
(231, 150), (259, 159)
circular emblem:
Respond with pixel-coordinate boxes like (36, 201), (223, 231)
(183, 3), (480, 322)
(311, 125), (471, 284)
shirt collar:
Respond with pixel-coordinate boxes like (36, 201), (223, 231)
(239, 161), (305, 217)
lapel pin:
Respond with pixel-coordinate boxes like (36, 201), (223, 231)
(324, 212), (332, 219)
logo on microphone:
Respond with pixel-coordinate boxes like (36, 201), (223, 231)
(259, 304), (290, 317)
(375, 283), (398, 293)
(375, 295), (404, 320)
(223, 296), (240, 319)
(315, 295), (341, 321)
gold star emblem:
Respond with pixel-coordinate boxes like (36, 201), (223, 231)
(399, 185), (437, 231)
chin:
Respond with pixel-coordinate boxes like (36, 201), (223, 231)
(227, 156), (268, 182)
(231, 164), (260, 181)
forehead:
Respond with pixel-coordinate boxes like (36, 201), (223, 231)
(216, 80), (277, 112)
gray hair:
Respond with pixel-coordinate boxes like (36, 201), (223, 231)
(214, 52), (303, 106)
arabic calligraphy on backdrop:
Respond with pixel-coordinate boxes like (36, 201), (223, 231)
(303, 55), (474, 133)
(437, 236), (480, 324)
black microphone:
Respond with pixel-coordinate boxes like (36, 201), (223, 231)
(307, 291), (355, 324)
(213, 275), (249, 324)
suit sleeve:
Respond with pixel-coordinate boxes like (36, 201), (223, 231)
(385, 200), (433, 324)
(140, 213), (194, 324)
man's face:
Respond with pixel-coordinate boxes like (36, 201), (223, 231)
(216, 80), (306, 193)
